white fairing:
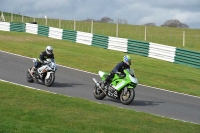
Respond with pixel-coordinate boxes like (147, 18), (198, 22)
(50, 62), (57, 71)
(98, 71), (105, 78)
(38, 65), (48, 74)
(45, 72), (54, 79)
(37, 58), (57, 74)
(47, 58), (57, 71)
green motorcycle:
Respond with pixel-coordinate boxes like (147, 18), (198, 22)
(92, 68), (138, 105)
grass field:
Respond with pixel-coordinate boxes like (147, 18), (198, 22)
(1, 81), (200, 133)
(1, 11), (200, 52)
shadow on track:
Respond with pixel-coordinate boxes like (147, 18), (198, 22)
(131, 100), (165, 106)
(103, 98), (164, 106)
(52, 82), (83, 87)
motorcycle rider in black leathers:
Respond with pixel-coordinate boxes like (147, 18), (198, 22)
(103, 55), (132, 88)
(30, 46), (54, 75)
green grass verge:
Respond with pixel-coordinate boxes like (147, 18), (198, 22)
(0, 30), (199, 97)
(0, 81), (200, 133)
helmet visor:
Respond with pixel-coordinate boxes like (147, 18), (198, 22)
(47, 49), (53, 54)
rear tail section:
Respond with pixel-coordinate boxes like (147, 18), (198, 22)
(98, 71), (108, 81)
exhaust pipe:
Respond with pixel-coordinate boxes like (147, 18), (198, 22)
(92, 78), (106, 94)
(92, 78), (100, 86)
(28, 69), (34, 77)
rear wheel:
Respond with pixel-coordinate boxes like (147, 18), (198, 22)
(120, 88), (135, 105)
(44, 73), (55, 87)
(26, 69), (34, 83)
(93, 83), (106, 100)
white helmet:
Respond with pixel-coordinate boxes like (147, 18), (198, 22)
(46, 46), (53, 55)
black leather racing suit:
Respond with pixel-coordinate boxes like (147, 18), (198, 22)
(105, 61), (130, 84)
(34, 51), (54, 68)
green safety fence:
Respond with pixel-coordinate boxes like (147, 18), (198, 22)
(37, 25), (49, 37)
(175, 48), (200, 68)
(62, 30), (77, 42)
(10, 22), (25, 32)
(92, 34), (108, 49)
(1, 21), (200, 69)
(127, 39), (150, 57)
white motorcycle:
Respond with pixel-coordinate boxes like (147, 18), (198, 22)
(26, 58), (57, 87)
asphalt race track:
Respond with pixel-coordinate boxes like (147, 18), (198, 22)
(0, 50), (200, 124)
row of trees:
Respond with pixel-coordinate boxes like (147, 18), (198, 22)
(144, 19), (189, 28)
(84, 17), (128, 24)
(84, 17), (189, 28)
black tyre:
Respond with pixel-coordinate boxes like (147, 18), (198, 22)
(26, 69), (34, 83)
(120, 88), (135, 105)
(93, 85), (106, 100)
(44, 73), (55, 87)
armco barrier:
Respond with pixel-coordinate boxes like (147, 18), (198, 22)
(148, 42), (176, 62)
(108, 37), (128, 52)
(48, 27), (63, 40)
(76, 31), (93, 45)
(38, 25), (49, 37)
(0, 22), (199, 69)
(128, 39), (150, 57)
(92, 34), (108, 49)
(10, 22), (25, 32)
(0, 22), (10, 31)
(62, 30), (77, 42)
(25, 23), (38, 34)
(175, 48), (200, 68)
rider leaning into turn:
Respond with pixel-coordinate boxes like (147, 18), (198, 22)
(103, 55), (132, 88)
(30, 46), (54, 75)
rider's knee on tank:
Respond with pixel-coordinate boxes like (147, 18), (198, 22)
(34, 61), (42, 68)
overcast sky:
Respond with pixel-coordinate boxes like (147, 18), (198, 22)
(0, 0), (200, 28)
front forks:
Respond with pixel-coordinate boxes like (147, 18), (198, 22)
(124, 87), (128, 94)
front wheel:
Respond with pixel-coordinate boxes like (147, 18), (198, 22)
(44, 72), (55, 87)
(93, 83), (106, 100)
(120, 88), (135, 105)
(26, 69), (34, 83)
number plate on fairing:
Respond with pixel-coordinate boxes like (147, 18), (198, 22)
(38, 66), (48, 74)
(107, 87), (118, 98)
(115, 81), (125, 90)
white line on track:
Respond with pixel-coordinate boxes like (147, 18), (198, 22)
(0, 50), (200, 99)
(0, 78), (57, 94)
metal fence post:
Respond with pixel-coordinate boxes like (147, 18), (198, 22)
(45, 15), (47, 26)
(145, 26), (147, 41)
(22, 14), (23, 23)
(59, 17), (61, 28)
(11, 13), (13, 22)
(91, 20), (93, 33)
(183, 31), (185, 46)
(74, 18), (76, 30)
(116, 23), (118, 37)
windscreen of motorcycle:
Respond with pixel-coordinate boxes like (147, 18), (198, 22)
(127, 69), (135, 77)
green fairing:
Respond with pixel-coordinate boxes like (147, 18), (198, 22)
(99, 69), (137, 91)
